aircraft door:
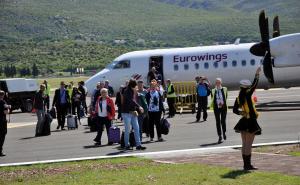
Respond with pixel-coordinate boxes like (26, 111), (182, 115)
(149, 56), (164, 85)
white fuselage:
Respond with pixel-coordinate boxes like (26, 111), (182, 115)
(85, 34), (300, 95)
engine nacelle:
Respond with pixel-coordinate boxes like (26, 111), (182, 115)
(270, 33), (300, 67)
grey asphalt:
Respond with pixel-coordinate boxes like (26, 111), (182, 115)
(1, 88), (300, 165)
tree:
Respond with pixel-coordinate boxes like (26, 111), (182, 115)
(32, 63), (39, 77)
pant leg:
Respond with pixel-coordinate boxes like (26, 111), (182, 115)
(122, 113), (131, 147)
(76, 103), (81, 121)
(214, 108), (222, 136)
(143, 113), (149, 135)
(94, 117), (104, 142)
(36, 109), (43, 135)
(138, 114), (144, 141)
(104, 118), (111, 138)
(221, 108), (227, 134)
(61, 104), (68, 128)
(130, 114), (141, 147)
(202, 97), (208, 120)
(0, 133), (6, 153)
(196, 96), (201, 120)
(56, 105), (62, 127)
(45, 96), (50, 110)
(148, 112), (155, 138)
(171, 98), (176, 116)
(154, 112), (162, 139)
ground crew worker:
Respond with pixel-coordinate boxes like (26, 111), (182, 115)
(166, 79), (176, 118)
(43, 80), (51, 111)
(196, 76), (211, 122)
(233, 67), (262, 171)
(210, 78), (228, 143)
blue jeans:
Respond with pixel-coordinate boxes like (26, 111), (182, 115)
(122, 113), (141, 147)
(36, 109), (45, 135)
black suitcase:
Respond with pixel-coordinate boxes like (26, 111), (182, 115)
(120, 130), (136, 148)
(41, 113), (52, 136)
(160, 117), (170, 135)
(88, 116), (97, 132)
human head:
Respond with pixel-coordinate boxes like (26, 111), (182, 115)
(100, 88), (108, 98)
(0, 90), (5, 99)
(105, 80), (109, 86)
(150, 79), (157, 89)
(195, 76), (200, 83)
(166, 79), (171, 85)
(70, 81), (74, 86)
(128, 79), (137, 90)
(60, 81), (65, 89)
(151, 67), (156, 72)
(215, 78), (222, 88)
(43, 80), (47, 84)
(40, 84), (45, 92)
(137, 80), (144, 90)
(199, 76), (206, 83)
(99, 81), (105, 89)
(239, 79), (251, 89)
(73, 86), (78, 92)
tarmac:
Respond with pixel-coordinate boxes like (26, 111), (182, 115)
(0, 87), (300, 177)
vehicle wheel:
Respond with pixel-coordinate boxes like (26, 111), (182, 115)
(24, 99), (33, 112)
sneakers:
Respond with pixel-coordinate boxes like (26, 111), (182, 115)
(150, 138), (154, 142)
(94, 142), (101, 146)
(223, 133), (227, 140)
(136, 145), (146, 150)
(124, 146), (133, 150)
(218, 136), (222, 144)
(244, 165), (258, 171)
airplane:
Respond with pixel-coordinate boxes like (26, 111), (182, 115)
(85, 11), (300, 95)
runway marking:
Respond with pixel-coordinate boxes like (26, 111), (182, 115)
(0, 140), (298, 167)
(7, 122), (36, 128)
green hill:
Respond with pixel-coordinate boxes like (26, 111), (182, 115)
(0, 0), (299, 75)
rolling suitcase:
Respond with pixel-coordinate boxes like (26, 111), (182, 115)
(41, 113), (52, 136)
(67, 114), (78, 130)
(88, 116), (97, 132)
(108, 125), (120, 144)
(120, 130), (136, 148)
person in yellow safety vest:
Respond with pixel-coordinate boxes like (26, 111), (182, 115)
(166, 79), (176, 118)
(43, 80), (51, 111)
(210, 78), (228, 144)
(233, 67), (261, 171)
(66, 83), (74, 114)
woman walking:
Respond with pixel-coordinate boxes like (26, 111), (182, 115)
(233, 67), (261, 170)
(146, 79), (165, 142)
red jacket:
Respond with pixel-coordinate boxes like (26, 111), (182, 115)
(94, 96), (115, 120)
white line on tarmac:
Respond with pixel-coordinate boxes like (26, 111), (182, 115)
(0, 140), (298, 167)
(7, 122), (36, 128)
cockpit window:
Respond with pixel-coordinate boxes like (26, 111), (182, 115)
(112, 60), (131, 69)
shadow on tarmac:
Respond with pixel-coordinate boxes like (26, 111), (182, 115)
(200, 142), (222, 147)
(221, 170), (251, 179)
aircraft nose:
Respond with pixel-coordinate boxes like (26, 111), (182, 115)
(85, 68), (109, 95)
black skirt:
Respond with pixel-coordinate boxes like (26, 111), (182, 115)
(234, 117), (261, 135)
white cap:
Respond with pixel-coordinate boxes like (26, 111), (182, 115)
(240, 79), (251, 88)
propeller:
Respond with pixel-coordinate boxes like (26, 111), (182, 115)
(250, 10), (279, 84)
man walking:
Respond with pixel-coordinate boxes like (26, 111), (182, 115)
(166, 79), (176, 118)
(210, 78), (228, 143)
(196, 76), (211, 122)
(52, 81), (70, 130)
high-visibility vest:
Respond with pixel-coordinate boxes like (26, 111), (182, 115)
(210, 87), (228, 110)
(237, 97), (259, 119)
(167, 84), (176, 98)
(44, 84), (51, 96)
(67, 87), (73, 101)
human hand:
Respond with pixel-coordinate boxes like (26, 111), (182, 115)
(256, 66), (261, 75)
(139, 107), (144, 114)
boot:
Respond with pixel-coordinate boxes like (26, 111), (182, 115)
(244, 155), (258, 170)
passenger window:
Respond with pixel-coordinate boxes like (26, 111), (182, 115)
(184, 64), (189, 70)
(242, 60), (246, 66)
(223, 61), (228, 68)
(204, 63), (209, 69)
(174, 64), (179, 71)
(195, 63), (199, 70)
(232, 60), (237, 67)
(213, 62), (218, 68)
(250, 59), (256, 66)
(113, 60), (130, 69)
